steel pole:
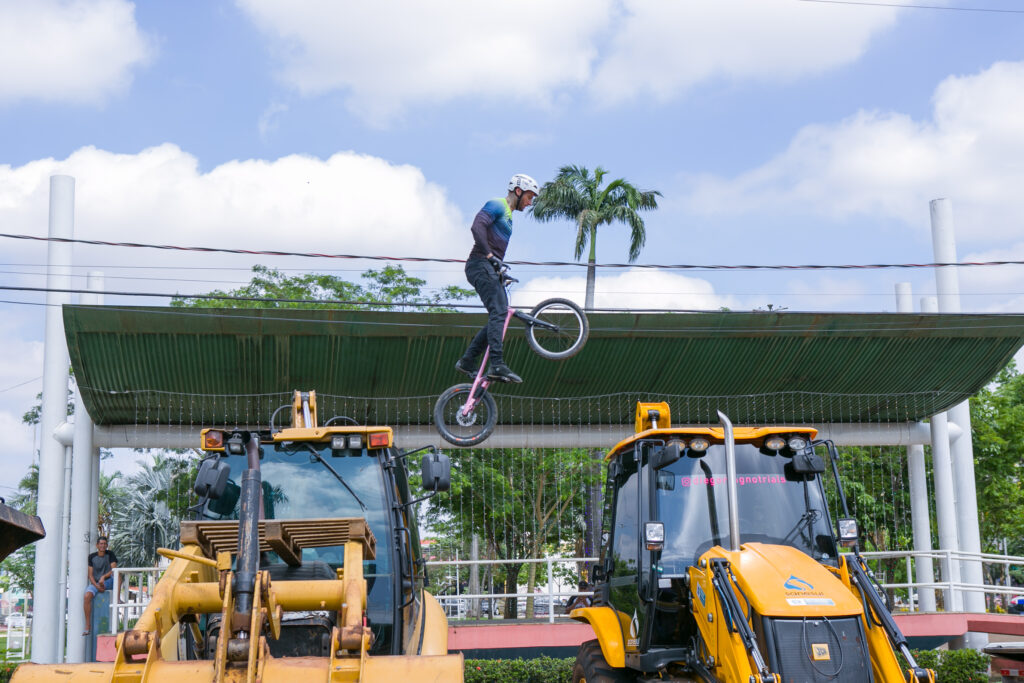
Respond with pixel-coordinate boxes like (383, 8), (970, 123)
(929, 200), (985, 621)
(928, 410), (961, 611)
(32, 175), (75, 663)
(66, 273), (102, 662)
(56, 444), (73, 661)
(895, 283), (936, 612)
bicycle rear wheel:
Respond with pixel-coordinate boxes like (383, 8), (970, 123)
(526, 298), (589, 360)
(434, 383), (498, 447)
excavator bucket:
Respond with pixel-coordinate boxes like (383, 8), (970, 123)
(0, 500), (44, 561)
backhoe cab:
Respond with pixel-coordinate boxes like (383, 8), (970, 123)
(571, 402), (934, 683)
(14, 390), (463, 682)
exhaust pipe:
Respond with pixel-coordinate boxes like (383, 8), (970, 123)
(717, 410), (741, 552)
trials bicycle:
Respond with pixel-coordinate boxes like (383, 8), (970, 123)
(433, 265), (589, 447)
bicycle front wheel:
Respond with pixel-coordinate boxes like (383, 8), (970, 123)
(526, 298), (589, 360)
(433, 383), (498, 447)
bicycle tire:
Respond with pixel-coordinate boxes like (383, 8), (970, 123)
(526, 298), (589, 360)
(433, 383), (498, 447)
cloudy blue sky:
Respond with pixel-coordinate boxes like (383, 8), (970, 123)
(1, 0), (1023, 494)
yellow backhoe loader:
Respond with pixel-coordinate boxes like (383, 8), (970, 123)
(14, 390), (463, 682)
(571, 402), (935, 682)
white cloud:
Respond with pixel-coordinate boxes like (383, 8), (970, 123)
(513, 268), (736, 311)
(0, 144), (467, 270)
(590, 0), (898, 104)
(235, 0), (898, 121)
(0, 0), (151, 105)
(236, 0), (612, 122)
(684, 61), (1024, 244)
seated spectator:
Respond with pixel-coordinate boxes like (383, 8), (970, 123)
(565, 581), (592, 611)
(82, 536), (118, 635)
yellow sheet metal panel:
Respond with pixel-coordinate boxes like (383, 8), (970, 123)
(702, 543), (863, 618)
(361, 653), (464, 680)
(570, 605), (625, 668)
(419, 592), (450, 656)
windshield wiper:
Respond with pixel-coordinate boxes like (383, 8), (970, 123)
(299, 443), (367, 511)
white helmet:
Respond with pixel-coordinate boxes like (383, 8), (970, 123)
(508, 173), (539, 195)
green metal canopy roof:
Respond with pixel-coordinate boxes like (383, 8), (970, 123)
(63, 305), (1024, 427)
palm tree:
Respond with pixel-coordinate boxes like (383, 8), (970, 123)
(531, 165), (661, 310)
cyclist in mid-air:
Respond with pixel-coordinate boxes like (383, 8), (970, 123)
(455, 173), (539, 384)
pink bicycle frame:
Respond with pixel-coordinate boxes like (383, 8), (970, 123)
(460, 305), (517, 417)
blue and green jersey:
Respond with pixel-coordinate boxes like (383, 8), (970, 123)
(468, 198), (513, 261)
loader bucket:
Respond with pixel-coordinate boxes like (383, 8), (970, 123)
(0, 500), (44, 561)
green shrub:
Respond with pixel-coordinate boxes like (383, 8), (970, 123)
(910, 648), (989, 683)
(464, 656), (574, 683)
(0, 662), (19, 683)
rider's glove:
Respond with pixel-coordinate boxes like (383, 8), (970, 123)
(487, 255), (504, 272)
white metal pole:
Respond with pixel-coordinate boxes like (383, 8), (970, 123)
(929, 199), (986, 620)
(56, 444), (74, 662)
(895, 283), (936, 612)
(89, 447), (100, 547)
(66, 272), (101, 662)
(927, 410), (961, 611)
(32, 175), (75, 663)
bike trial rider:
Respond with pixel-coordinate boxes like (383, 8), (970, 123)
(455, 174), (540, 384)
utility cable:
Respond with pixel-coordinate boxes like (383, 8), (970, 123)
(799, 0), (1024, 13)
(3, 232), (1023, 272)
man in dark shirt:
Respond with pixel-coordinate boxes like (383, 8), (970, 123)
(456, 173), (539, 384)
(82, 536), (118, 635)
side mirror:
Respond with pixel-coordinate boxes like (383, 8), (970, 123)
(194, 458), (230, 499)
(651, 441), (683, 471)
(207, 480), (240, 516)
(837, 518), (859, 547)
(421, 451), (451, 493)
(792, 450), (826, 475)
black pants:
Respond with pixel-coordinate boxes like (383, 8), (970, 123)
(463, 257), (508, 365)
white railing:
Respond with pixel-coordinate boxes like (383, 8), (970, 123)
(93, 550), (1024, 634)
(4, 616), (31, 660)
(857, 549), (1024, 612)
(109, 567), (165, 633)
(425, 556), (598, 624)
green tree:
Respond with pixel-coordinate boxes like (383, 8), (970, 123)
(531, 165), (660, 310)
(171, 264), (473, 312)
(970, 362), (1024, 562)
(109, 453), (198, 566)
(0, 466), (40, 593)
(419, 448), (601, 619)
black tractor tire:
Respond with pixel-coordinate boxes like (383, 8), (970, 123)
(526, 297), (589, 360)
(572, 639), (637, 683)
(433, 383), (497, 447)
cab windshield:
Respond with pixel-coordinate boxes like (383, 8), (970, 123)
(655, 443), (836, 574)
(204, 443), (391, 575)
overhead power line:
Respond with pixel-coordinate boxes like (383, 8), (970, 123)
(798, 0), (1024, 13)
(2, 232), (1022, 272)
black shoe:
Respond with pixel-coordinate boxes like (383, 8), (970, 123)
(486, 363), (523, 384)
(455, 358), (478, 378)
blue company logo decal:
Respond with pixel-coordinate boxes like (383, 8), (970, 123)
(784, 575), (814, 592)
(696, 583), (707, 606)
